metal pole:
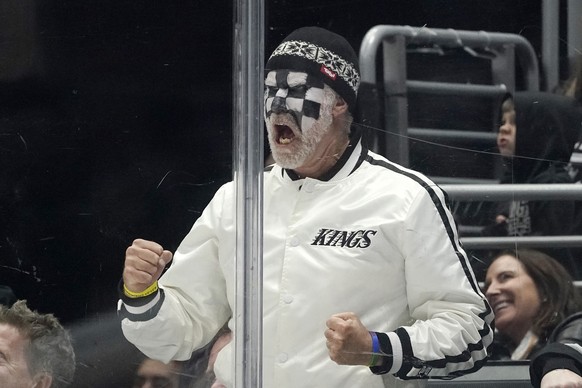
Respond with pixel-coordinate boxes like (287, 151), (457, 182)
(568, 0), (582, 66)
(406, 80), (507, 97)
(382, 36), (408, 165)
(359, 25), (539, 90)
(542, 0), (560, 91)
(462, 235), (582, 249)
(441, 183), (582, 201)
(232, 0), (264, 386)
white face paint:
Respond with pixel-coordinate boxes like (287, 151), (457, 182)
(264, 70), (325, 133)
(264, 71), (337, 169)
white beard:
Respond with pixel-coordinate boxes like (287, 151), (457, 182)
(266, 86), (336, 169)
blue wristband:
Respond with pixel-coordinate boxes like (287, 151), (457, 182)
(369, 331), (380, 366)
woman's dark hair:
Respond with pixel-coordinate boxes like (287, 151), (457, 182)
(493, 249), (582, 340)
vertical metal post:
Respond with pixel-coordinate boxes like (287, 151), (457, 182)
(542, 0), (560, 91)
(382, 35), (409, 165)
(490, 44), (515, 179)
(232, 0), (264, 387)
(491, 44), (516, 95)
(568, 0), (582, 66)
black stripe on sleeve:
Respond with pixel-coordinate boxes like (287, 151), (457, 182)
(364, 153), (493, 376)
(118, 289), (165, 322)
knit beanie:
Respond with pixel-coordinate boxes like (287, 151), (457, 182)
(265, 26), (360, 113)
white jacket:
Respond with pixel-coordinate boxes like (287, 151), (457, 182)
(119, 138), (494, 388)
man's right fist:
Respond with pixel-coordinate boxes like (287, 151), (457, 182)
(123, 239), (173, 293)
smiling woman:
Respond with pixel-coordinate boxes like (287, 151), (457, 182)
(485, 253), (542, 352)
(485, 249), (582, 360)
(484, 249), (582, 386)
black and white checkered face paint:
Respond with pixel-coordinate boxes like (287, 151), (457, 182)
(264, 70), (325, 132)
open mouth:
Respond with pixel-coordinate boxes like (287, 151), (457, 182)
(269, 113), (300, 145)
(493, 300), (510, 314)
(274, 124), (296, 145)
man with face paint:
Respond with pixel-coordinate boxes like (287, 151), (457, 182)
(118, 27), (493, 387)
(264, 70), (342, 173)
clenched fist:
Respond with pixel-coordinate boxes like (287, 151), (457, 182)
(541, 369), (582, 388)
(324, 312), (374, 366)
(123, 239), (173, 293)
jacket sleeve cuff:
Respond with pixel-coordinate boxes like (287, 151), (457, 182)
(370, 331), (404, 375)
(530, 343), (582, 388)
(117, 278), (165, 322)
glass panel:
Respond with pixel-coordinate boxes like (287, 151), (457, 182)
(1, 1), (579, 387)
(232, 0), (264, 387)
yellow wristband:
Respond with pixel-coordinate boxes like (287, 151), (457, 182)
(123, 282), (159, 299)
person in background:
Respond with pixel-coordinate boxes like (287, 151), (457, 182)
(132, 358), (182, 388)
(0, 284), (16, 306)
(186, 326), (231, 388)
(0, 299), (76, 387)
(118, 26), (493, 387)
(483, 92), (582, 276)
(484, 249), (582, 387)
(131, 328), (231, 388)
(203, 327), (231, 388)
(568, 126), (582, 183)
(560, 54), (582, 262)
